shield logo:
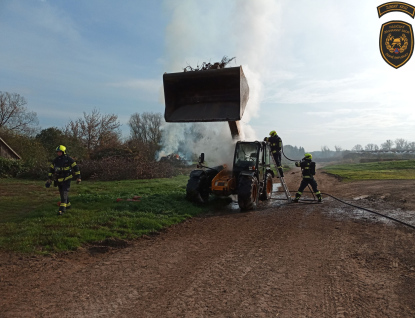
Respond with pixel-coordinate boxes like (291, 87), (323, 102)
(379, 20), (414, 68)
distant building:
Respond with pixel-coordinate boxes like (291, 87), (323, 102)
(0, 136), (21, 160)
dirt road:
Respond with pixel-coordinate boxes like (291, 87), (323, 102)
(1, 171), (415, 317)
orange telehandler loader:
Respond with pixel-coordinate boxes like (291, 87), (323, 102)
(163, 66), (283, 210)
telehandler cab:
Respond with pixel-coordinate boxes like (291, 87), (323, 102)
(186, 140), (274, 210)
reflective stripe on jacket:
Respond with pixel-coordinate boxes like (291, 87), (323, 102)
(265, 135), (282, 152)
(48, 155), (81, 182)
(299, 159), (316, 178)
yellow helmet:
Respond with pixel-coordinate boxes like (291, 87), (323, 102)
(269, 130), (277, 136)
(304, 153), (312, 159)
(56, 145), (66, 154)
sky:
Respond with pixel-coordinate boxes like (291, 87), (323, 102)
(1, 0), (415, 156)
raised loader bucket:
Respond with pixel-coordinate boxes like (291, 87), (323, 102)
(163, 66), (249, 122)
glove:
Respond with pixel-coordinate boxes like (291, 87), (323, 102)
(263, 137), (268, 142)
(76, 178), (81, 184)
(45, 180), (51, 188)
(295, 162), (300, 167)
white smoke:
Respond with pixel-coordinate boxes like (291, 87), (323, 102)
(239, 65), (262, 136)
(158, 122), (235, 166)
(160, 0), (281, 164)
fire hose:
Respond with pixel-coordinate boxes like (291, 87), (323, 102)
(272, 188), (415, 231)
(275, 143), (415, 230)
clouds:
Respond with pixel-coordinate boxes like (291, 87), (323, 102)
(259, 61), (415, 149)
(0, 0), (414, 152)
(264, 69), (384, 105)
(160, 0), (415, 151)
(251, 2), (415, 150)
(107, 79), (160, 95)
(0, 1), (167, 131)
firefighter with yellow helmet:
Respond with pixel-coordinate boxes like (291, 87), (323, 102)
(264, 130), (284, 177)
(46, 145), (81, 215)
(293, 153), (322, 203)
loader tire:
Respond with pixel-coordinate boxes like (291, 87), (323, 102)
(237, 176), (258, 211)
(186, 175), (210, 203)
(259, 173), (273, 201)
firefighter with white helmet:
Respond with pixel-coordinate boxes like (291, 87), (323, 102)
(46, 145), (81, 215)
(293, 153), (322, 203)
(264, 130), (284, 177)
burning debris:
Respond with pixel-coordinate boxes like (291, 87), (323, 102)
(159, 153), (187, 165)
(184, 56), (236, 72)
(160, 153), (180, 161)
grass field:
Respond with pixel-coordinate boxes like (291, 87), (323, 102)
(3, 160), (414, 254)
(0, 175), (228, 254)
(322, 160), (415, 181)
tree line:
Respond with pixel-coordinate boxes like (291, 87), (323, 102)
(319, 139), (415, 154)
(0, 91), (164, 158)
(1, 90), (413, 178)
(350, 139), (415, 152)
(0, 91), (169, 180)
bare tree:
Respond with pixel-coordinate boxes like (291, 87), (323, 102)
(381, 139), (394, 151)
(364, 143), (378, 151)
(334, 145), (342, 152)
(351, 144), (363, 151)
(320, 145), (331, 158)
(128, 112), (162, 145)
(0, 91), (38, 135)
(407, 141), (415, 151)
(321, 145), (331, 152)
(395, 138), (408, 150)
(64, 108), (121, 154)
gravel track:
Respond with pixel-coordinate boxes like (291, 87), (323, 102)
(1, 171), (415, 317)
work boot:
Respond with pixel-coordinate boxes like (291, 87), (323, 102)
(317, 195), (322, 203)
(293, 191), (301, 203)
(58, 207), (66, 215)
(278, 168), (284, 177)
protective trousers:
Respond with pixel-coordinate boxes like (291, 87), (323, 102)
(272, 151), (284, 177)
(58, 180), (71, 213)
(295, 178), (322, 202)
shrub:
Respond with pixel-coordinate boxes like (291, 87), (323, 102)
(79, 156), (180, 181)
(0, 157), (26, 178)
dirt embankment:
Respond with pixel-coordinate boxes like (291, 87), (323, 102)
(1, 171), (415, 317)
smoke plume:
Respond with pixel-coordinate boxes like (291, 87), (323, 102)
(160, 0), (281, 165)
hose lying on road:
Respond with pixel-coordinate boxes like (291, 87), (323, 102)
(278, 144), (415, 230)
(321, 192), (415, 230)
(272, 190), (415, 230)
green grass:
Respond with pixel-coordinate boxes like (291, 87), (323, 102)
(322, 160), (415, 181)
(0, 175), (225, 254)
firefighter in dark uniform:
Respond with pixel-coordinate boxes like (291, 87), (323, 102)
(293, 153), (322, 203)
(264, 130), (284, 177)
(46, 145), (81, 215)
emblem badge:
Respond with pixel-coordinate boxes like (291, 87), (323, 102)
(379, 20), (414, 68)
(377, 2), (415, 18)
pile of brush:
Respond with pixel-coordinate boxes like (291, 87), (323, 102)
(184, 56), (235, 72)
